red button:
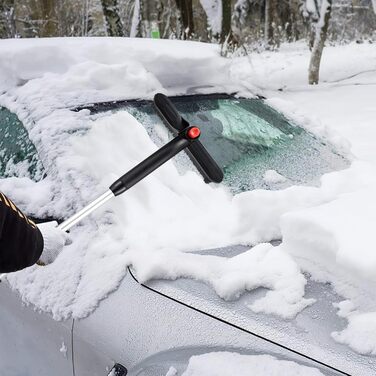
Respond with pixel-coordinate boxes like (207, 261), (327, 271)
(187, 126), (201, 139)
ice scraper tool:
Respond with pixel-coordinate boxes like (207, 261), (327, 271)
(154, 93), (223, 184)
(58, 93), (223, 232)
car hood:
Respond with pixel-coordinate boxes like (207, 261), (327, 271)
(139, 244), (375, 376)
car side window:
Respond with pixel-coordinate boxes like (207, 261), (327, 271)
(0, 107), (43, 180)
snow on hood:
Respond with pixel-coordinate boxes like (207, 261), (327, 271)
(0, 38), (376, 352)
(177, 352), (324, 376)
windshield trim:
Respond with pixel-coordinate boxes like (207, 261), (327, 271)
(71, 93), (264, 114)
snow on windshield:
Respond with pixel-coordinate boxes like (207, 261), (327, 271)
(1, 38), (376, 356)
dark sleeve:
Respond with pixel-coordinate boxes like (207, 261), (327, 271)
(0, 192), (44, 273)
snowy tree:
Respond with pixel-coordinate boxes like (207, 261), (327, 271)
(220, 0), (237, 44)
(283, 0), (301, 42)
(264, 0), (300, 47)
(13, 0), (59, 37)
(129, 0), (140, 37)
(199, 0), (236, 44)
(234, 0), (301, 47)
(101, 0), (124, 36)
(200, 0), (221, 38)
(126, 0), (184, 39)
(39, 0), (57, 36)
(305, 0), (332, 84)
(175, 0), (195, 39)
(54, 0), (98, 37)
(264, 0), (272, 45)
(79, 0), (94, 36)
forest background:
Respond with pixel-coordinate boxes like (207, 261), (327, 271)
(1, 0), (375, 84)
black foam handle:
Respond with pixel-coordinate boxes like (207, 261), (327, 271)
(153, 93), (224, 183)
(110, 133), (191, 196)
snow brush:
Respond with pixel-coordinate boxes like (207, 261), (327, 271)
(58, 93), (223, 232)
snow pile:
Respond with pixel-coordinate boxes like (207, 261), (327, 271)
(281, 186), (376, 294)
(177, 352), (324, 376)
(127, 243), (314, 319)
(331, 301), (376, 356)
(279, 185), (376, 354)
(263, 169), (287, 184)
(0, 37), (230, 99)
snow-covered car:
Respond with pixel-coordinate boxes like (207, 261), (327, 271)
(0, 38), (375, 376)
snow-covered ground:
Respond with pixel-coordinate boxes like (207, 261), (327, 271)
(0, 37), (376, 358)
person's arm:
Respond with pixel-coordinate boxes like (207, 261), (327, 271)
(0, 192), (44, 273)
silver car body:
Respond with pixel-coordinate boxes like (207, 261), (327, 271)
(1, 242), (375, 375)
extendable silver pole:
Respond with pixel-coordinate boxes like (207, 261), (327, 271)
(58, 190), (114, 232)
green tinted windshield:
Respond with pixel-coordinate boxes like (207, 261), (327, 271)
(79, 95), (348, 193)
(0, 107), (43, 180)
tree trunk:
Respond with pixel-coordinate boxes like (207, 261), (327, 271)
(0, 0), (16, 38)
(264, 0), (279, 47)
(308, 0), (332, 84)
(264, 0), (270, 44)
(130, 0), (141, 37)
(82, 0), (93, 36)
(39, 0), (57, 37)
(101, 0), (124, 36)
(175, 0), (194, 39)
(220, 0), (232, 43)
(285, 0), (300, 42)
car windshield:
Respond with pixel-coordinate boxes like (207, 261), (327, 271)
(78, 95), (348, 193)
(0, 107), (43, 180)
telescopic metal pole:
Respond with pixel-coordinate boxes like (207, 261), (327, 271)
(57, 190), (114, 232)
